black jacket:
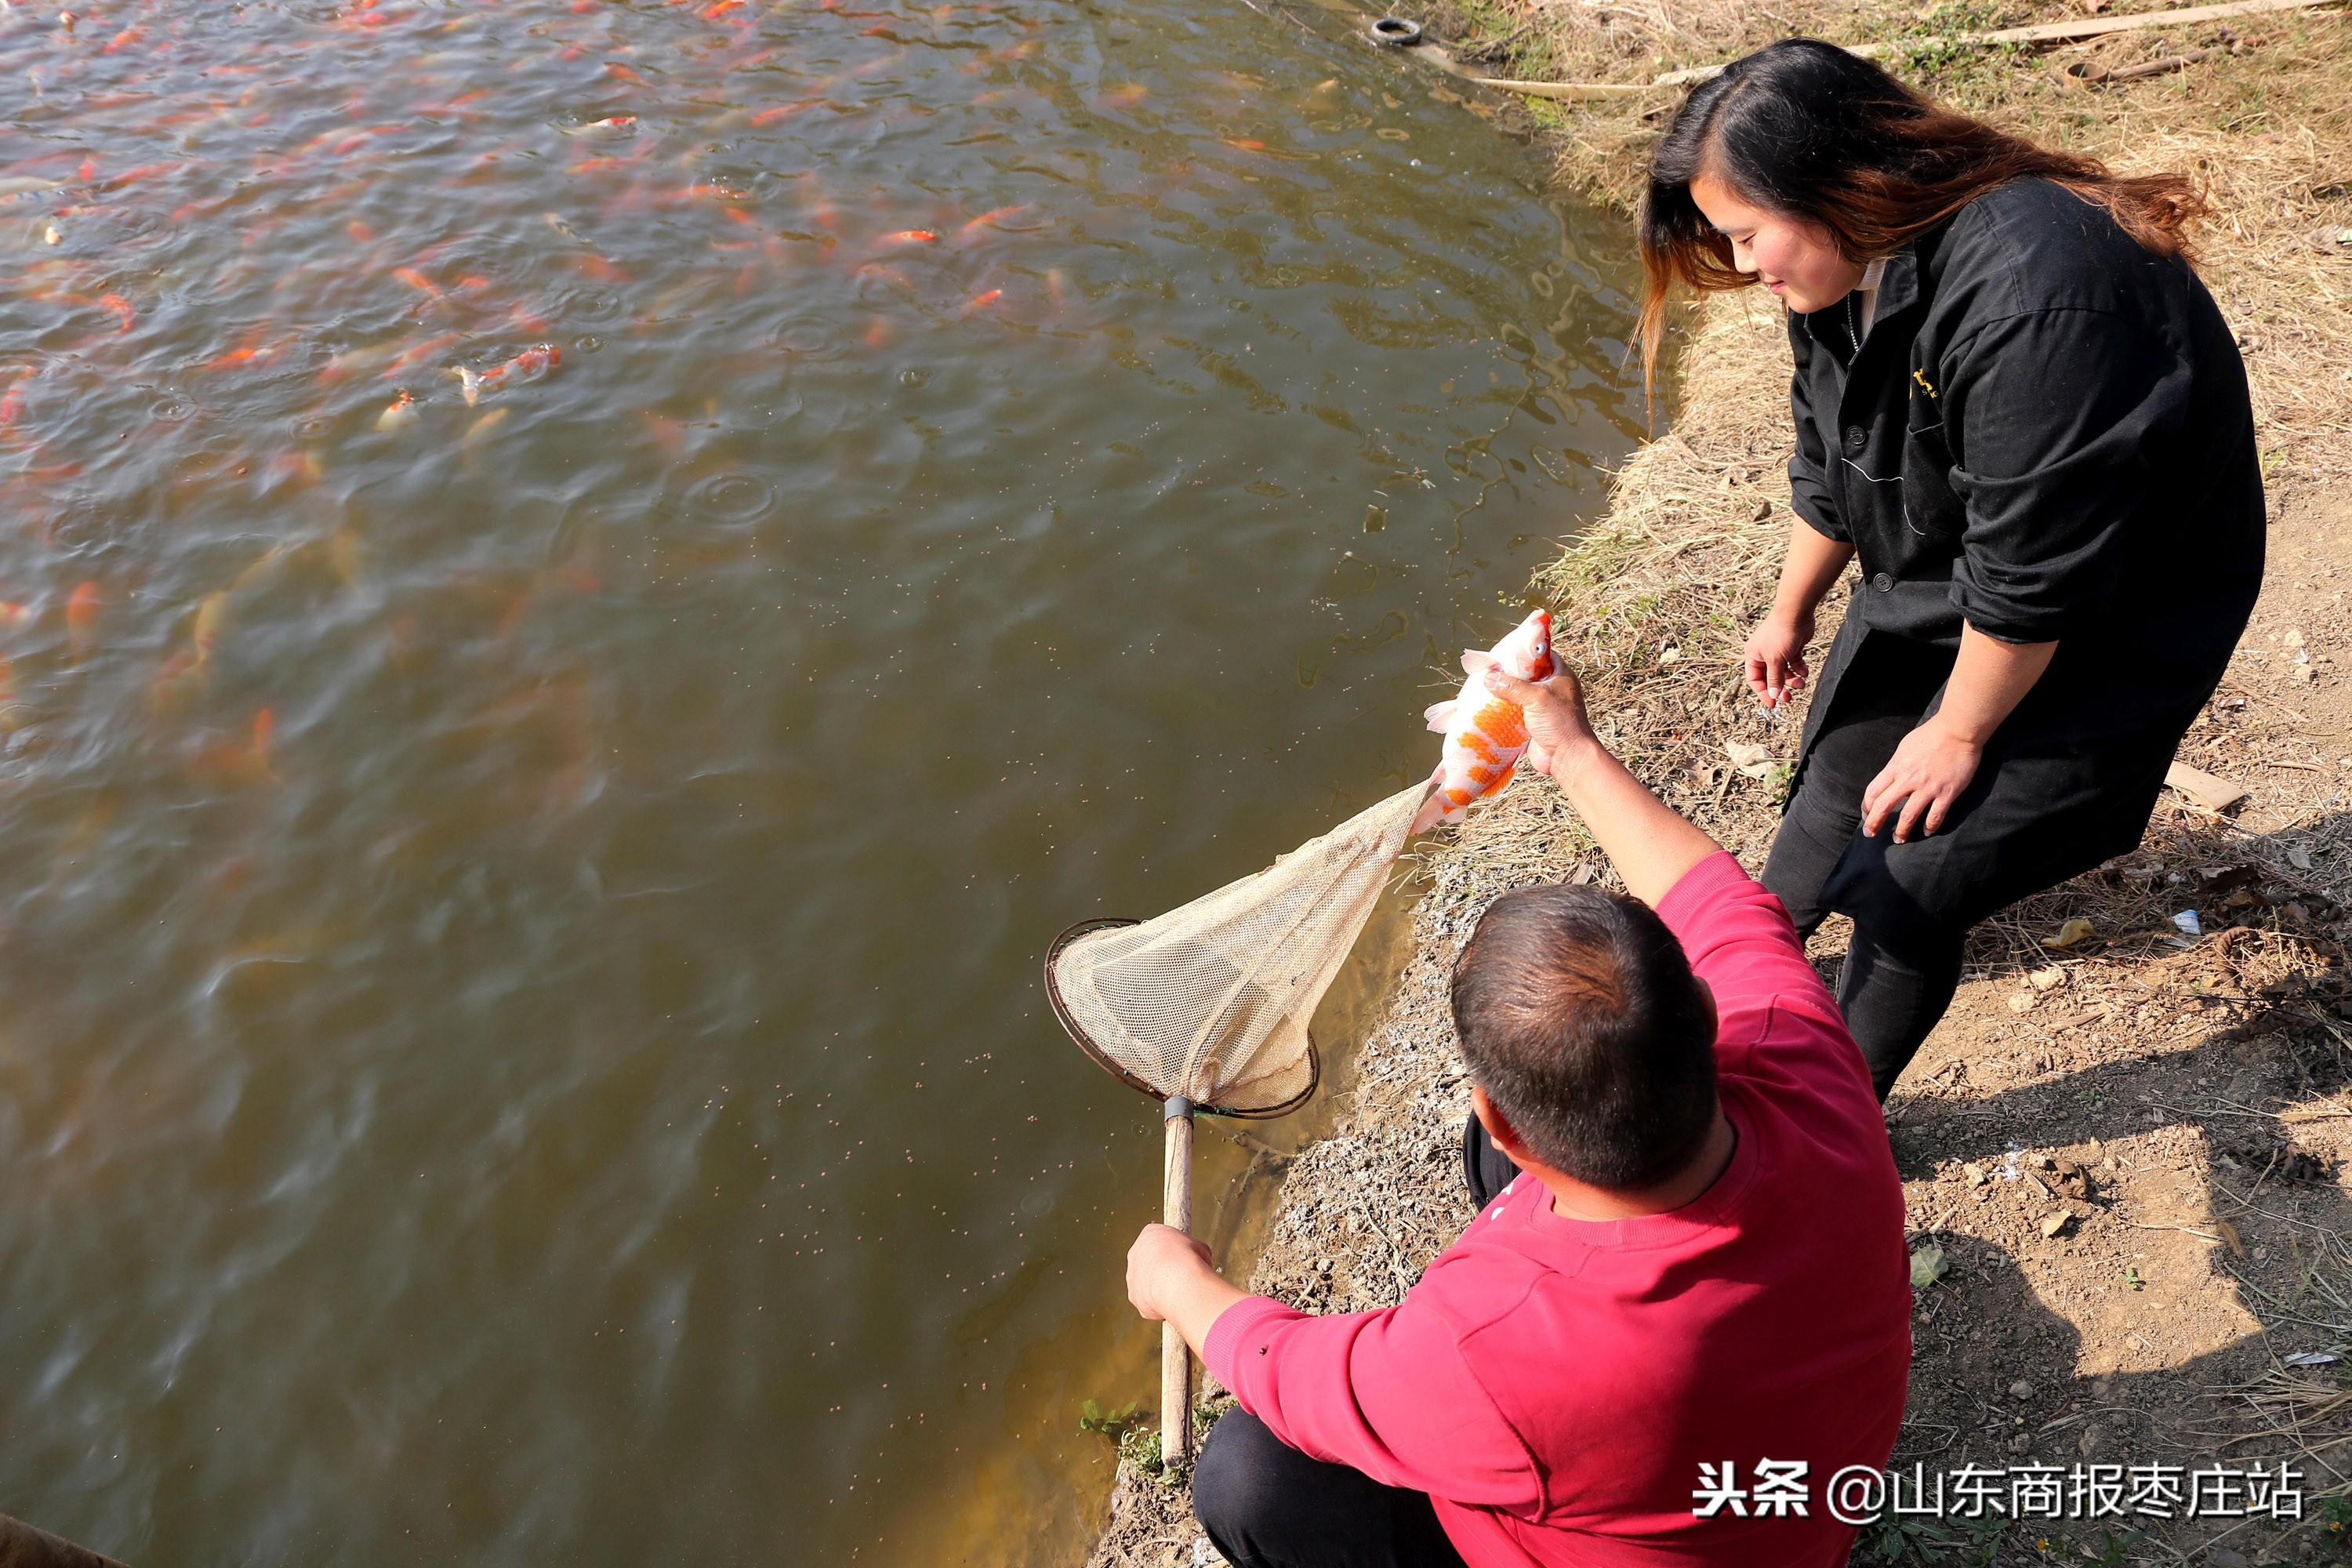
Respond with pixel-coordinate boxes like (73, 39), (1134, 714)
(1778, 178), (2264, 930)
(1789, 176), (2263, 757)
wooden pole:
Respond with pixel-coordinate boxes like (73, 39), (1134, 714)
(1160, 1099), (1195, 1471)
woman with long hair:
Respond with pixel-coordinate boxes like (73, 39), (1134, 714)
(1639, 40), (2263, 1102)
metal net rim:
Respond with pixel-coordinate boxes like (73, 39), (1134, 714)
(1043, 916), (1321, 1120)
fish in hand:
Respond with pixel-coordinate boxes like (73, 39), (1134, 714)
(1409, 608), (1555, 836)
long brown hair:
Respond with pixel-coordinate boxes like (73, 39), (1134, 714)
(1635, 39), (2205, 394)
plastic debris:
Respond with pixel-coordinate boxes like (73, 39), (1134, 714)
(2042, 917), (2095, 950)
(2284, 1351), (2339, 1368)
(2165, 761), (2249, 813)
(2172, 909), (2203, 938)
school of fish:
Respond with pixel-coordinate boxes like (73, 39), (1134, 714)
(0, 0), (1153, 801)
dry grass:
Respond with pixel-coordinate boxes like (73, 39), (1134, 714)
(1428, 5), (2352, 485)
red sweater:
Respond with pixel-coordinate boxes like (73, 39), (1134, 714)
(1203, 851), (1911, 1566)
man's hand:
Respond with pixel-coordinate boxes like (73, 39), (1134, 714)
(1479, 665), (1596, 776)
(1126, 1223), (1217, 1323)
(1745, 610), (1813, 709)
(1860, 718), (1983, 842)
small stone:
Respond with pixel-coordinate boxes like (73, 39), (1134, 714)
(2029, 965), (2066, 991)
(1964, 1162), (1987, 1187)
(2009, 1379), (2036, 1400)
(2009, 1432), (2033, 1454)
(2078, 1422), (2109, 1457)
(2040, 1210), (2074, 1237)
(1750, 499), (1772, 521)
(2007, 992), (2038, 1014)
(2207, 1549), (2249, 1568)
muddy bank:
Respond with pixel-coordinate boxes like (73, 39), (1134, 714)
(1088, 11), (2352, 1565)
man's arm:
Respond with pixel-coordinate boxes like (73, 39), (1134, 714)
(1125, 1228), (1541, 1503)
(1127, 1222), (1247, 1360)
(1479, 665), (1717, 909)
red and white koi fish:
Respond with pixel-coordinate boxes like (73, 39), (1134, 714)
(559, 116), (637, 137)
(1409, 608), (1555, 835)
(451, 343), (559, 405)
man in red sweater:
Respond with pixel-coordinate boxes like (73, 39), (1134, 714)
(1125, 658), (1913, 1567)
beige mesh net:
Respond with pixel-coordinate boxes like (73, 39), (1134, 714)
(1045, 782), (1424, 1115)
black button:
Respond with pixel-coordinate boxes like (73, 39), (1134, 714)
(1872, 572), (1893, 592)
(1843, 425), (1868, 455)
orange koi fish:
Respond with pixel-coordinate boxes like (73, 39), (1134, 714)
(65, 580), (102, 659)
(392, 267), (442, 299)
(97, 293), (135, 332)
(883, 229), (938, 243)
(960, 204), (1026, 235)
(379, 331), (463, 378)
(559, 116), (637, 137)
(375, 389), (417, 431)
(452, 343), (559, 405)
(191, 709), (278, 787)
(1409, 609), (1555, 836)
(962, 288), (1002, 311)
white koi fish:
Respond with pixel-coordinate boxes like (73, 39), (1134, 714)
(1409, 608), (1555, 836)
(451, 343), (560, 406)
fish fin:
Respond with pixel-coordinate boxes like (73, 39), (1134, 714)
(1422, 699), (1457, 734)
(1459, 649), (1495, 677)
(452, 367), (481, 407)
(1407, 766), (1449, 837)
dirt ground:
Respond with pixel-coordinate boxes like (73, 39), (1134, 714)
(1086, 9), (2352, 1565)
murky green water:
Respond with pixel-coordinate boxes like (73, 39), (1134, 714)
(0, 1), (1639, 1562)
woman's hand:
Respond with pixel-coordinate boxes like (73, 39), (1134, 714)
(1860, 719), (1983, 843)
(1745, 609), (1814, 709)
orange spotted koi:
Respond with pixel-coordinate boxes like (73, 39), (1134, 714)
(1409, 608), (1555, 836)
(451, 343), (560, 405)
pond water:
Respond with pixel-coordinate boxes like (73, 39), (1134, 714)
(0, 0), (1641, 1562)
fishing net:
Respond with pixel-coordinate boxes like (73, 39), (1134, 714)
(1045, 781), (1425, 1116)
(1045, 780), (1426, 1468)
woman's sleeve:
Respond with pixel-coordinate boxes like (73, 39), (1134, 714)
(1786, 318), (1847, 543)
(1940, 307), (2191, 643)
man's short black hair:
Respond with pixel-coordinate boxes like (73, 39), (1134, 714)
(1450, 884), (1717, 1190)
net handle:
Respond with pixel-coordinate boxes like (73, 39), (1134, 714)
(1042, 919), (1323, 1119)
(1162, 1094), (1194, 1471)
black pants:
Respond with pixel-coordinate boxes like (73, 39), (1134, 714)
(1192, 1410), (1468, 1568)
(1189, 1119), (1516, 1567)
(1762, 642), (1968, 1103)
